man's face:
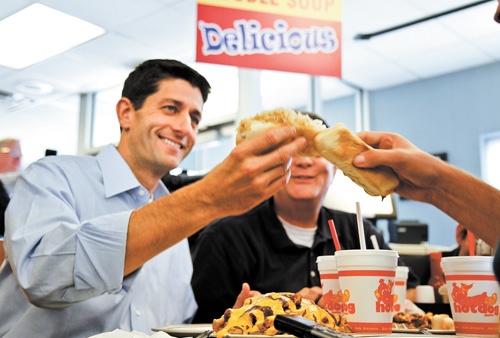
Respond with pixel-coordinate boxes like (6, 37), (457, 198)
(276, 155), (334, 202)
(0, 141), (22, 173)
(123, 78), (203, 176)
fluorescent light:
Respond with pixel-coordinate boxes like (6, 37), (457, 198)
(0, 4), (105, 69)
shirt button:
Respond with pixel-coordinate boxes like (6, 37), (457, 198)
(139, 190), (145, 196)
(136, 310), (141, 316)
(310, 271), (316, 278)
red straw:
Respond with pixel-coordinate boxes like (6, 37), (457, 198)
(328, 219), (341, 252)
(467, 230), (475, 256)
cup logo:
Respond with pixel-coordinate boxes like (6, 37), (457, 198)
(393, 294), (401, 312)
(374, 279), (394, 313)
(334, 289), (355, 314)
(451, 282), (499, 316)
(323, 289), (349, 314)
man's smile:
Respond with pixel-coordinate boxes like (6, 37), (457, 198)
(159, 135), (184, 149)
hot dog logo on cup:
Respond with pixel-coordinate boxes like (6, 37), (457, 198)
(322, 286), (349, 314)
(374, 279), (395, 313)
(340, 279), (395, 315)
(451, 282), (498, 316)
(393, 295), (402, 312)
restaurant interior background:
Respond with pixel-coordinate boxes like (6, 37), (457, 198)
(1, 0), (500, 249)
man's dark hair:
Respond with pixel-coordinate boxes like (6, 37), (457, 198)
(122, 59), (211, 110)
(296, 110), (329, 128)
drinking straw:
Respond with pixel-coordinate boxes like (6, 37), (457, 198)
(370, 234), (380, 250)
(467, 230), (475, 256)
(356, 202), (367, 250)
(328, 219), (341, 252)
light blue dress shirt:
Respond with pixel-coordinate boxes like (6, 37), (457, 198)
(0, 145), (197, 337)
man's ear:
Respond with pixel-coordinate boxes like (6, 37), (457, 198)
(116, 97), (134, 131)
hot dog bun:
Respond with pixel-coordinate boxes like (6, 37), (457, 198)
(314, 123), (399, 197)
(431, 314), (455, 330)
(236, 108), (327, 156)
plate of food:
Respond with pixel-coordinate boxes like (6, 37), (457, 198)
(156, 292), (352, 338)
(152, 324), (214, 337)
(392, 312), (455, 334)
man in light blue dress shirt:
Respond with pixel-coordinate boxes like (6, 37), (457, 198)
(0, 59), (307, 337)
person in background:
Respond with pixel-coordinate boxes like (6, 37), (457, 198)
(191, 113), (419, 324)
(0, 59), (306, 337)
(0, 138), (22, 197)
(0, 138), (22, 262)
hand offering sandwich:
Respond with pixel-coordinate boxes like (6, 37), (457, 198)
(236, 108), (399, 197)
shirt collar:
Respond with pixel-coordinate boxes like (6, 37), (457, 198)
(96, 144), (168, 199)
(263, 198), (333, 249)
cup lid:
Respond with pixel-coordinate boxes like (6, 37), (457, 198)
(441, 256), (493, 273)
(335, 249), (398, 268)
(316, 255), (337, 271)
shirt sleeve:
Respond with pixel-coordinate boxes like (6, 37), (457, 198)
(5, 159), (130, 310)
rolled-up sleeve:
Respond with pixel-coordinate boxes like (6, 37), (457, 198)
(5, 155), (139, 309)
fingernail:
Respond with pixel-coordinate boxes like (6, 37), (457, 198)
(354, 154), (365, 165)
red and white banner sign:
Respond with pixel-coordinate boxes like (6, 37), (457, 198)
(196, 0), (342, 77)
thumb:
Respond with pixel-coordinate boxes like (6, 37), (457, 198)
(354, 149), (393, 169)
(233, 283), (251, 309)
(353, 152), (375, 168)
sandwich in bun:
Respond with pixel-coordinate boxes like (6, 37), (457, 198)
(314, 123), (399, 197)
(236, 108), (327, 156)
(235, 109), (399, 197)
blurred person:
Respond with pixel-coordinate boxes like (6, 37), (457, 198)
(191, 113), (419, 324)
(0, 138), (22, 196)
(0, 138), (22, 262)
(0, 59), (306, 337)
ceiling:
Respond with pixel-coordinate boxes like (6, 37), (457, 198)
(1, 0), (500, 111)
(1, 0), (500, 162)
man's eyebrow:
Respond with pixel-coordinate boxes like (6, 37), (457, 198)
(160, 98), (202, 120)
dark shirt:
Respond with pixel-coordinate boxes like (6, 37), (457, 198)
(191, 198), (418, 323)
(0, 181), (9, 236)
(494, 241), (500, 283)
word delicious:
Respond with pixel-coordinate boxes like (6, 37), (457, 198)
(198, 19), (339, 56)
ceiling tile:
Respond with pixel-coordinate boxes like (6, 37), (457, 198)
(0, 0), (35, 20)
(342, 0), (427, 38)
(474, 32), (500, 61)
(397, 41), (495, 78)
(438, 2), (500, 39)
(344, 61), (419, 90)
(361, 20), (463, 60)
(39, 0), (165, 30)
(407, 0), (484, 14)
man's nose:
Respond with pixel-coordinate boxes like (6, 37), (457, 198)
(173, 111), (194, 135)
(294, 156), (314, 167)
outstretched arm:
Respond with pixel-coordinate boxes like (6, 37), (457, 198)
(125, 127), (307, 275)
(353, 131), (500, 248)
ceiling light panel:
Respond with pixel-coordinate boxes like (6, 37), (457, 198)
(0, 3), (105, 69)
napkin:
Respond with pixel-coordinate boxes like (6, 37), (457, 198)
(89, 329), (172, 338)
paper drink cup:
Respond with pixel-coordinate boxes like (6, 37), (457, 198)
(393, 266), (409, 314)
(416, 285), (436, 303)
(317, 255), (343, 315)
(335, 249), (398, 333)
(442, 256), (500, 337)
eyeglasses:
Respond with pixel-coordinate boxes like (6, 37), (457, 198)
(0, 147), (21, 158)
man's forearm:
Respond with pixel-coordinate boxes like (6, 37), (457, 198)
(124, 179), (219, 276)
(429, 162), (500, 248)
